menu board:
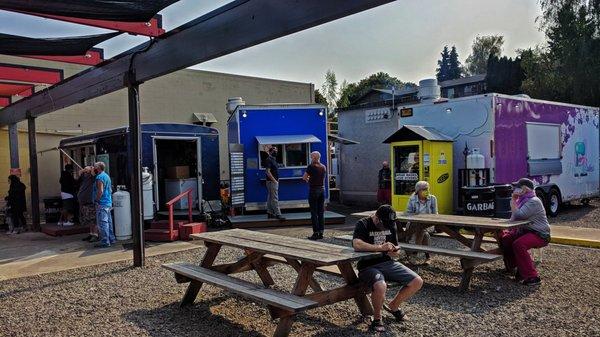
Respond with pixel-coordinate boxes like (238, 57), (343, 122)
(229, 144), (245, 206)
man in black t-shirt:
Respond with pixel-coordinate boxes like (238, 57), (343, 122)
(303, 151), (327, 240)
(353, 204), (423, 332)
(265, 147), (285, 220)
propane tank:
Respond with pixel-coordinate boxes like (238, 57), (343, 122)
(142, 167), (154, 220)
(466, 148), (485, 186)
(112, 186), (132, 240)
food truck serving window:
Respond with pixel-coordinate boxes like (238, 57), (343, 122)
(259, 143), (309, 168)
(394, 145), (420, 195)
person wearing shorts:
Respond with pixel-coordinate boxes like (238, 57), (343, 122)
(352, 204), (423, 333)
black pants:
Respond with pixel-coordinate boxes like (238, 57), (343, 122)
(309, 188), (325, 234)
(11, 211), (26, 229)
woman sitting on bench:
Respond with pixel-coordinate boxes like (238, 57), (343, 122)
(405, 180), (438, 265)
(499, 178), (551, 286)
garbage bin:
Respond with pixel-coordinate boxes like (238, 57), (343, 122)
(461, 186), (495, 217)
(494, 184), (513, 219)
(43, 197), (62, 223)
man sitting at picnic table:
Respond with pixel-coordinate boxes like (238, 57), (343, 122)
(352, 204), (423, 332)
(499, 178), (551, 286)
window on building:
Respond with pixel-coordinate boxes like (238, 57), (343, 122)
(393, 145), (420, 195)
(259, 143), (309, 168)
(447, 88), (455, 98)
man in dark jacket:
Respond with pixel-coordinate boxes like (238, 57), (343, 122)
(78, 167), (98, 242)
(59, 164), (76, 226)
(377, 161), (392, 205)
(6, 175), (26, 234)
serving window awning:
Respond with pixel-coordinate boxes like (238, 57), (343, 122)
(328, 134), (359, 145)
(256, 134), (322, 145)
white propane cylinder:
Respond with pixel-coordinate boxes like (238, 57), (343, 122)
(112, 186), (132, 241)
(466, 148), (486, 186)
(142, 167), (154, 220)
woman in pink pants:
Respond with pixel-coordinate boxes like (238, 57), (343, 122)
(501, 178), (551, 286)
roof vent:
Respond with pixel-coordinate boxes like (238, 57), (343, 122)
(417, 79), (441, 101)
(226, 97), (245, 114)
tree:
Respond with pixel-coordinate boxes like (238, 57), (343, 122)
(314, 89), (327, 105)
(465, 35), (505, 75)
(448, 46), (463, 80)
(486, 56), (525, 95)
(336, 72), (414, 108)
(520, 0), (600, 106)
(321, 69), (338, 113)
(436, 46), (451, 82)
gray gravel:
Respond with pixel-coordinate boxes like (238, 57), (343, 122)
(1, 227), (599, 337)
(550, 199), (600, 229)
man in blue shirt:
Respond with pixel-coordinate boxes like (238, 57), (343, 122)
(93, 161), (115, 248)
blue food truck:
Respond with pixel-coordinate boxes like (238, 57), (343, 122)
(227, 104), (329, 211)
(58, 123), (220, 217)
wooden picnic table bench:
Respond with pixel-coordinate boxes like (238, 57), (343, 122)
(395, 213), (529, 291)
(163, 228), (381, 337)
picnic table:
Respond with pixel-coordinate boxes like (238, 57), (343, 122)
(163, 228), (381, 337)
(395, 213), (529, 291)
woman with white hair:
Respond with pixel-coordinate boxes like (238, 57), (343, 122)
(405, 180), (438, 264)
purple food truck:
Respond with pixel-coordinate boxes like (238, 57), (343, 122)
(370, 93), (599, 216)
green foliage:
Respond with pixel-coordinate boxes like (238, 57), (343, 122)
(466, 35), (505, 75)
(486, 56), (525, 95)
(321, 69), (339, 111)
(336, 72), (413, 108)
(314, 89), (327, 105)
(437, 46), (463, 82)
(520, 0), (600, 106)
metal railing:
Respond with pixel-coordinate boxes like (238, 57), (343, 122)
(165, 188), (193, 232)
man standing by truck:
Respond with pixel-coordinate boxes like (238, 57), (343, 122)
(377, 161), (391, 205)
(265, 146), (285, 220)
(303, 151), (327, 240)
(93, 162), (115, 248)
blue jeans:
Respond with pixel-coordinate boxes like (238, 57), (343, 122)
(96, 206), (116, 246)
(309, 188), (325, 234)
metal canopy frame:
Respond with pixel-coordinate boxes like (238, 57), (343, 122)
(0, 0), (395, 267)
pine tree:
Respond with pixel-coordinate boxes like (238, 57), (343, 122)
(448, 46), (463, 80)
(436, 46), (451, 82)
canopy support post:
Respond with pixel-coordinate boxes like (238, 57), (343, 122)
(27, 116), (41, 231)
(127, 71), (145, 268)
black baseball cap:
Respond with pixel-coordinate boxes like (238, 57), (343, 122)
(375, 204), (397, 223)
(512, 178), (535, 190)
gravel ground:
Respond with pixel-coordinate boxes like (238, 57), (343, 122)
(550, 199), (600, 229)
(1, 226), (599, 337)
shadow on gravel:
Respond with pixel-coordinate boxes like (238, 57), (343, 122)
(124, 299), (265, 337)
(0, 265), (133, 299)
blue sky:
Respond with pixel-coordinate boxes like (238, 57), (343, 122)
(0, 0), (547, 87)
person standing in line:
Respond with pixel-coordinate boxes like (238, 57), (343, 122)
(377, 161), (392, 205)
(93, 162), (115, 248)
(5, 175), (26, 234)
(303, 151), (327, 240)
(264, 146), (285, 220)
(78, 166), (98, 243)
(59, 164), (76, 226)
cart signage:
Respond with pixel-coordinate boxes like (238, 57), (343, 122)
(395, 172), (418, 181)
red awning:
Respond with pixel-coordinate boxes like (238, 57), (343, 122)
(0, 82), (34, 97)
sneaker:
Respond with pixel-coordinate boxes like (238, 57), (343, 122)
(275, 215), (286, 221)
(57, 221), (63, 226)
(308, 233), (321, 240)
(369, 318), (386, 333)
(383, 304), (407, 321)
(522, 277), (541, 286)
(82, 235), (93, 241)
(88, 235), (100, 243)
(62, 221), (74, 227)
(514, 271), (524, 283)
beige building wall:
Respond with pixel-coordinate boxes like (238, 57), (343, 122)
(0, 55), (313, 213)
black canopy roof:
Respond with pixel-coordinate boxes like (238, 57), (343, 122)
(0, 32), (120, 56)
(0, 0), (179, 22)
(383, 125), (453, 143)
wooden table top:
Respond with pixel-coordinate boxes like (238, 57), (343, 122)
(395, 213), (529, 230)
(191, 229), (380, 266)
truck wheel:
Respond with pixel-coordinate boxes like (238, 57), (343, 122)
(535, 189), (546, 207)
(547, 188), (561, 217)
